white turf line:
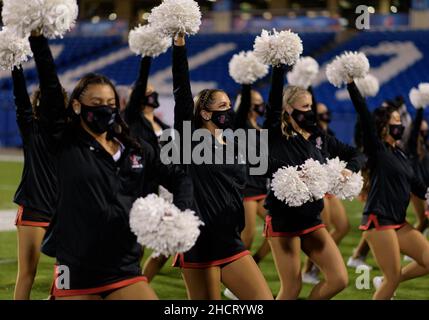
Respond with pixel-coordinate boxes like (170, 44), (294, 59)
(0, 210), (16, 232)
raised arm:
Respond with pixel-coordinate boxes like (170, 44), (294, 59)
(29, 34), (65, 125)
(12, 66), (33, 141)
(234, 84), (252, 129)
(172, 35), (194, 134)
(347, 81), (381, 156)
(263, 65), (286, 131)
(124, 56), (152, 124)
(406, 107), (424, 158)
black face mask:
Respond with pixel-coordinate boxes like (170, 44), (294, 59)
(80, 103), (117, 134)
(253, 103), (265, 117)
(142, 91), (160, 109)
(389, 124), (405, 141)
(318, 111), (331, 124)
(209, 109), (235, 130)
(291, 109), (317, 132)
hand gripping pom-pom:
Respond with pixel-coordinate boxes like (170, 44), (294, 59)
(286, 56), (319, 89)
(253, 29), (303, 66)
(148, 0), (202, 37)
(299, 159), (329, 201)
(129, 194), (203, 257)
(228, 51), (269, 85)
(355, 74), (380, 97)
(325, 157), (363, 200)
(0, 28), (33, 71)
(128, 24), (171, 58)
(271, 166), (312, 207)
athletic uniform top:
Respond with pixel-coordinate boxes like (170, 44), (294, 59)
(12, 36), (63, 217)
(264, 66), (365, 217)
(347, 81), (427, 223)
(406, 107), (429, 186)
(170, 44), (249, 266)
(124, 56), (169, 153)
(33, 35), (193, 287)
(234, 84), (268, 197)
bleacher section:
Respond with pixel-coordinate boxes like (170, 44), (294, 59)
(1, 30), (428, 146)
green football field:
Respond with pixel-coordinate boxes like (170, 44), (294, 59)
(0, 160), (428, 300)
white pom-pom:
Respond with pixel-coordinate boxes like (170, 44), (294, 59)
(355, 74), (380, 97)
(418, 83), (429, 108)
(1, 0), (78, 39)
(148, 0), (202, 37)
(2, 0), (45, 38)
(409, 88), (423, 109)
(129, 194), (203, 257)
(41, 0), (78, 39)
(299, 159), (329, 200)
(128, 24), (171, 58)
(271, 166), (312, 207)
(253, 29), (303, 66)
(325, 157), (363, 200)
(286, 56), (319, 89)
(158, 185), (173, 203)
(228, 51), (269, 85)
(0, 28), (33, 71)
(326, 51), (370, 88)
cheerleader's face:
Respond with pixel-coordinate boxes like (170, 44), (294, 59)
(388, 111), (401, 126)
(73, 84), (116, 113)
(285, 93), (312, 115)
(200, 91), (231, 119)
(251, 91), (264, 116)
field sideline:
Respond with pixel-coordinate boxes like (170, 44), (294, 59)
(0, 160), (428, 300)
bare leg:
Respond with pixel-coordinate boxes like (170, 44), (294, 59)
(397, 224), (429, 282)
(182, 267), (222, 300)
(328, 197), (350, 243)
(268, 236), (302, 300)
(221, 255), (273, 300)
(352, 235), (370, 259)
(253, 199), (270, 264)
(14, 226), (46, 300)
(363, 229), (401, 300)
(104, 281), (158, 300)
(55, 295), (103, 300)
(410, 194), (429, 233)
(301, 228), (348, 300)
(142, 254), (169, 282)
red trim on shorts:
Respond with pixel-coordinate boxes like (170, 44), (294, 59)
(51, 273), (148, 298)
(263, 215), (325, 238)
(173, 250), (251, 269)
(324, 193), (335, 199)
(243, 194), (266, 202)
(425, 210), (429, 218)
(359, 213), (406, 231)
(15, 205), (49, 228)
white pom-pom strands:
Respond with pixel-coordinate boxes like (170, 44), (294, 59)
(271, 166), (312, 207)
(129, 194), (203, 257)
(409, 83), (429, 109)
(326, 51), (370, 88)
(0, 28), (33, 71)
(355, 74), (380, 98)
(128, 24), (171, 58)
(325, 157), (363, 201)
(148, 0), (202, 38)
(2, 0), (78, 39)
(253, 29), (303, 67)
(228, 51), (269, 85)
(286, 56), (319, 89)
(299, 159), (330, 201)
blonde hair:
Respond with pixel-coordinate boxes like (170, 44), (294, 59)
(281, 86), (311, 138)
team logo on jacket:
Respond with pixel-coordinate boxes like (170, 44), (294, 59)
(315, 136), (323, 150)
(130, 154), (143, 169)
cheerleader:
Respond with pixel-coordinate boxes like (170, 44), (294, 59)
(406, 107), (429, 233)
(233, 85), (270, 261)
(347, 79), (429, 300)
(303, 102), (351, 283)
(263, 65), (365, 300)
(124, 56), (170, 282)
(29, 30), (193, 299)
(171, 33), (273, 300)
(11, 31), (68, 299)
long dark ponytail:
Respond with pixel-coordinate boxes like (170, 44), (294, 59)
(68, 73), (143, 153)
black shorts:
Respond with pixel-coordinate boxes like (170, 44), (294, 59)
(51, 264), (147, 298)
(173, 226), (249, 269)
(263, 214), (325, 237)
(15, 205), (51, 228)
(359, 213), (407, 231)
